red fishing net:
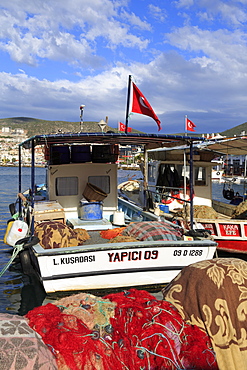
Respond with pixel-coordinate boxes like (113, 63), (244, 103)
(26, 289), (218, 370)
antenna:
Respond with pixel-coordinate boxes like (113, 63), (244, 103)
(80, 105), (85, 131)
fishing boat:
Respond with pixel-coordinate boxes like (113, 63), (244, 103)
(4, 131), (217, 293)
(131, 136), (247, 255)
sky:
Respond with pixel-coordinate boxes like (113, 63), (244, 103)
(1, 0), (247, 134)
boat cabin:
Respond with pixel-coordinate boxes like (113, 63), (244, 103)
(19, 133), (205, 230)
(145, 145), (220, 211)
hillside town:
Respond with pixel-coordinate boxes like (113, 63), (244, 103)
(0, 126), (45, 165)
(2, 126), (247, 177)
(0, 126), (142, 167)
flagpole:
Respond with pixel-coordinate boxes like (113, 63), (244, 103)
(125, 75), (132, 134)
(185, 115), (187, 135)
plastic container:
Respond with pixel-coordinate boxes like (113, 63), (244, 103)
(5, 219), (29, 246)
(159, 204), (169, 213)
(79, 201), (103, 220)
(50, 146), (70, 165)
(71, 145), (91, 163)
(113, 211), (125, 226)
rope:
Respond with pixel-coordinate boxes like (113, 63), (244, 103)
(0, 243), (24, 277)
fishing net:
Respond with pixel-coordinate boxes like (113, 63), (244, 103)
(26, 289), (218, 370)
(100, 227), (126, 240)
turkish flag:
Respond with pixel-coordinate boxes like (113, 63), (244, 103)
(131, 82), (161, 131)
(119, 122), (132, 132)
(186, 118), (196, 132)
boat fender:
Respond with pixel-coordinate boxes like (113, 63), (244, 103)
(9, 203), (16, 216)
(216, 171), (220, 176)
(19, 250), (34, 275)
(185, 229), (212, 239)
(223, 188), (234, 200)
(230, 192), (244, 205)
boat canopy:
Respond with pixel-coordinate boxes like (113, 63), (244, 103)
(147, 143), (220, 162)
(19, 132), (204, 149)
(202, 137), (247, 156)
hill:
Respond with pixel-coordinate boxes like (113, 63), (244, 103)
(220, 121), (247, 137)
(1, 116), (247, 137)
(0, 117), (141, 137)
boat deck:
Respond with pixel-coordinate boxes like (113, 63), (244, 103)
(82, 231), (112, 246)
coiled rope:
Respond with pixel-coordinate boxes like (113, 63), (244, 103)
(0, 243), (24, 278)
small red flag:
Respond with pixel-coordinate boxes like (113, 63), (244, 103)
(131, 82), (161, 131)
(186, 118), (196, 132)
(119, 122), (132, 132)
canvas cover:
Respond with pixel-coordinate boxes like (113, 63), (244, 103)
(162, 258), (247, 370)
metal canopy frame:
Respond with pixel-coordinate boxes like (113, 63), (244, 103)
(18, 132), (204, 231)
(19, 132), (203, 149)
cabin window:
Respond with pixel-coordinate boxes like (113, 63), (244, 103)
(176, 165), (189, 186)
(88, 176), (110, 194)
(148, 164), (156, 183)
(176, 165), (206, 186)
(195, 166), (206, 186)
(55, 176), (78, 196)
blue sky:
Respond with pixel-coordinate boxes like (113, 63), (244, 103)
(1, 0), (247, 134)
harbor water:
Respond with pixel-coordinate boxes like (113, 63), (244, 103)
(0, 166), (245, 315)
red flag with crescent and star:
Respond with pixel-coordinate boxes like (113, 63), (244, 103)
(186, 117), (196, 132)
(131, 82), (161, 131)
(119, 122), (132, 132)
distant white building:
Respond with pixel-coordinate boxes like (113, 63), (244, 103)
(2, 127), (10, 133)
(15, 128), (25, 135)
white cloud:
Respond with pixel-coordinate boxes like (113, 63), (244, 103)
(166, 25), (247, 76)
(1, 0), (247, 134)
(175, 0), (247, 26)
(148, 5), (167, 23)
(0, 0), (150, 67)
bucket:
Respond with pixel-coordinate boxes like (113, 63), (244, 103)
(83, 183), (107, 202)
(79, 202), (103, 220)
(50, 146), (70, 164)
(71, 145), (91, 163)
(5, 219), (29, 246)
(113, 211), (125, 226)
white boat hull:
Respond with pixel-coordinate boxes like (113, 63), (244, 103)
(31, 240), (216, 292)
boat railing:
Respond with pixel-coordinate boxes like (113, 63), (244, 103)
(146, 185), (191, 204)
(118, 197), (158, 221)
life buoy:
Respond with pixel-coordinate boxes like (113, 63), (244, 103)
(161, 193), (174, 204)
(216, 171), (220, 176)
(175, 187), (192, 204)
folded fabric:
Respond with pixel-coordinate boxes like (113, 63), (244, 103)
(0, 313), (57, 370)
(162, 258), (247, 370)
(123, 221), (182, 241)
(34, 221), (90, 249)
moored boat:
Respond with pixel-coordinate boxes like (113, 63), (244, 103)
(134, 136), (247, 255)
(4, 131), (217, 293)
